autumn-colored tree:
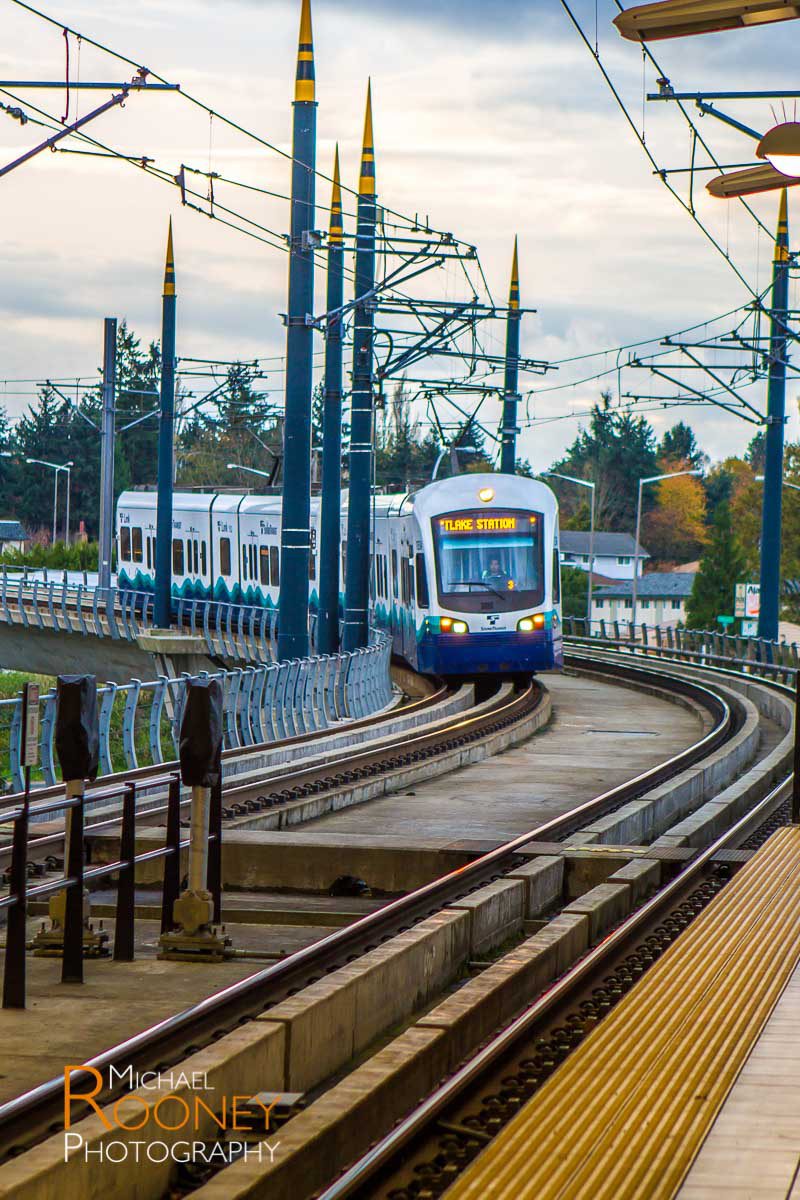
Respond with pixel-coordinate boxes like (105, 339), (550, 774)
(641, 468), (708, 566)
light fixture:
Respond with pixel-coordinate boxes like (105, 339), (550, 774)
(517, 613), (546, 632)
(757, 122), (800, 178)
(452, 620), (468, 634)
(614, 0), (800, 43)
(478, 487), (495, 503)
(707, 163), (800, 198)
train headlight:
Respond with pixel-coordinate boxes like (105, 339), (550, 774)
(452, 620), (469, 634)
(478, 487), (494, 503)
(518, 614), (546, 632)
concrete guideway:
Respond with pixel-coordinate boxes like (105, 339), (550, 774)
(0, 652), (757, 1199)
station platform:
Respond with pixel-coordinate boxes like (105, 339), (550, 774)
(447, 824), (800, 1200)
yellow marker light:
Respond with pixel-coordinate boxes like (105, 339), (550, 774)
(478, 487), (495, 503)
(533, 613), (546, 628)
(452, 620), (469, 634)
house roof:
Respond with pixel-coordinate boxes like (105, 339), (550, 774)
(594, 571), (697, 599)
(0, 521), (26, 541)
(560, 531), (649, 559)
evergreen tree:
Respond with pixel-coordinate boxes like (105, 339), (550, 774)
(745, 431), (766, 474)
(685, 503), (746, 630)
(658, 421), (707, 469)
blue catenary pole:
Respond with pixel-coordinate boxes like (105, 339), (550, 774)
(758, 189), (790, 642)
(277, 0), (317, 661)
(500, 237), (521, 475)
(155, 220), (176, 629)
(342, 83), (378, 653)
(318, 147), (344, 655)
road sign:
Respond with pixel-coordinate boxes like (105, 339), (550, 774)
(717, 615), (734, 627)
(21, 682), (39, 767)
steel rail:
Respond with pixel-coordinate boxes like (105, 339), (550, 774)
(0, 655), (732, 1160)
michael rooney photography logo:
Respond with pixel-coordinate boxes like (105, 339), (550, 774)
(63, 1065), (283, 1165)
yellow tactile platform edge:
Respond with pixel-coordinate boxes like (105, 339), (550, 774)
(446, 825), (800, 1200)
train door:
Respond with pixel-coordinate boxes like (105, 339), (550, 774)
(210, 496), (240, 604)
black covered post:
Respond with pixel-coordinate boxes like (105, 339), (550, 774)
(55, 675), (99, 984)
(208, 777), (223, 925)
(113, 783), (136, 962)
(161, 774), (182, 934)
(159, 679), (227, 960)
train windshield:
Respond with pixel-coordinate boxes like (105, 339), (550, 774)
(432, 509), (545, 613)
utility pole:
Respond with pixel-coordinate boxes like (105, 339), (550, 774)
(500, 237), (521, 475)
(155, 220), (177, 629)
(278, 0), (317, 661)
(318, 147), (344, 655)
(758, 188), (790, 643)
(343, 83), (378, 652)
(98, 317), (117, 590)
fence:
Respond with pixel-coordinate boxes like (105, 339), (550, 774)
(0, 632), (393, 795)
(564, 616), (800, 681)
(0, 569), (281, 664)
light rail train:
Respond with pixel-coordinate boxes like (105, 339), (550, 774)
(116, 473), (563, 676)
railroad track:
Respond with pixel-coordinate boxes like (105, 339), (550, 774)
(0, 651), (740, 1166)
(312, 645), (797, 1200)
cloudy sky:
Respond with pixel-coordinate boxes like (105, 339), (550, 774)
(0, 0), (798, 474)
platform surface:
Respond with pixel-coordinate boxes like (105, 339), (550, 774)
(446, 824), (800, 1200)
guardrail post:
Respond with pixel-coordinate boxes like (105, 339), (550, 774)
(2, 796), (29, 1008)
(208, 777), (222, 925)
(113, 783), (136, 962)
(61, 780), (87, 983)
(161, 775), (182, 933)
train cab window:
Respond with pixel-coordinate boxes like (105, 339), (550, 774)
(259, 546), (270, 586)
(552, 549), (561, 604)
(220, 537), (231, 576)
(391, 550), (398, 599)
(120, 526), (131, 561)
(415, 553), (429, 609)
(172, 539), (184, 575)
(432, 509), (545, 614)
(131, 527), (143, 564)
(200, 541), (208, 576)
(270, 545), (280, 587)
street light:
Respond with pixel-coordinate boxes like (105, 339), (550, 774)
(542, 472), (596, 626)
(632, 469), (702, 627)
(614, 0), (800, 42)
(431, 445), (479, 481)
(26, 458), (74, 546)
(755, 474), (800, 492)
(226, 459), (279, 487)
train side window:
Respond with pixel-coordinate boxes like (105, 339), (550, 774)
(191, 539), (198, 574)
(341, 545), (347, 580)
(242, 544), (248, 580)
(415, 553), (429, 608)
(120, 526), (131, 560)
(172, 539), (184, 575)
(391, 550), (398, 599)
(259, 546), (270, 586)
(200, 541), (208, 575)
(250, 544), (256, 579)
(220, 537), (231, 576)
(309, 551), (316, 580)
(131, 526), (143, 563)
(552, 549), (561, 604)
(270, 545), (280, 587)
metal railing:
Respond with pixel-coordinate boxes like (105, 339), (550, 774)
(564, 616), (800, 681)
(0, 568), (281, 664)
(0, 632), (393, 795)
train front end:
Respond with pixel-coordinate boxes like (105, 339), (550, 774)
(414, 474), (563, 677)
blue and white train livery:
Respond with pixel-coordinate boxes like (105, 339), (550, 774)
(116, 473), (562, 677)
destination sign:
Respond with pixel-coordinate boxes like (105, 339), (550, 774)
(437, 511), (537, 535)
